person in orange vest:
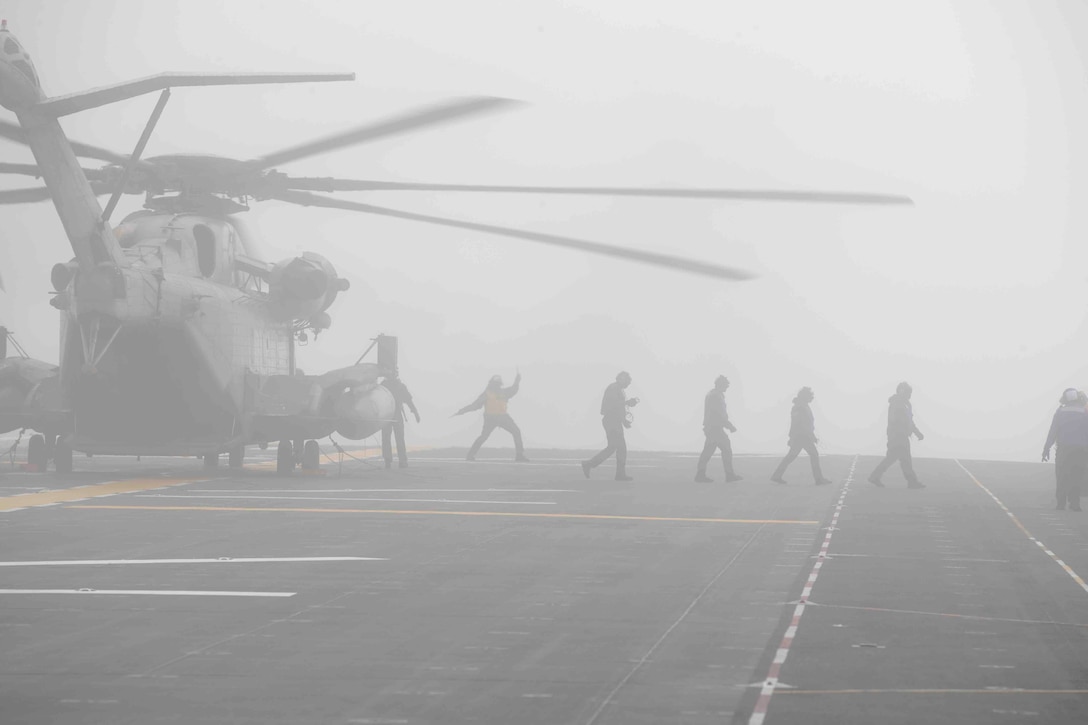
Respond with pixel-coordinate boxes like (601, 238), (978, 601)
(455, 370), (529, 462)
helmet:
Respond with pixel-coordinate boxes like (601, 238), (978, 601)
(1061, 388), (1079, 404)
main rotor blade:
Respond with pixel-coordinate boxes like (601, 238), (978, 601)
(0, 182), (111, 205)
(280, 178), (914, 205)
(267, 189), (754, 281)
(0, 162), (42, 177)
(0, 119), (130, 165)
(0, 162), (110, 181)
(250, 96), (521, 171)
(0, 186), (55, 204)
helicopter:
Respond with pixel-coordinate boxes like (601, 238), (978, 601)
(0, 21), (911, 474)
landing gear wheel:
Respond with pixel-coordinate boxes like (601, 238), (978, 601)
(228, 446), (244, 468)
(27, 434), (46, 471)
(54, 439), (73, 473)
(301, 440), (320, 471)
(276, 440), (294, 475)
(203, 453), (219, 468)
(293, 438), (305, 464)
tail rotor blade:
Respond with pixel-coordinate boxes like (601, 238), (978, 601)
(267, 189), (754, 281)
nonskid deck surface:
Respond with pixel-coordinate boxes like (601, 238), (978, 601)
(0, 449), (1085, 724)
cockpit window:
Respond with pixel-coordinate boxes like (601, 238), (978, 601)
(12, 60), (36, 85)
(4, 39), (18, 55)
(193, 224), (216, 277)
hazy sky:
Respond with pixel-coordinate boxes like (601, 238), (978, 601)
(1, 1), (1086, 461)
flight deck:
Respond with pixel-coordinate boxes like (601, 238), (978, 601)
(1, 448), (1086, 724)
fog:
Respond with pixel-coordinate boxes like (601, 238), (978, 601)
(1, 0), (1085, 462)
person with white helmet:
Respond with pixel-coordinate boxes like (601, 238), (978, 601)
(455, 370), (529, 462)
(868, 381), (925, 488)
(1042, 388), (1088, 511)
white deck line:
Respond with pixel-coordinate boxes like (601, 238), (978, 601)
(135, 494), (557, 505)
(0, 556), (386, 567)
(0, 589), (296, 597)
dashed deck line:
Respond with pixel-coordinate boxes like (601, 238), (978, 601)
(956, 460), (1088, 596)
(748, 456), (856, 725)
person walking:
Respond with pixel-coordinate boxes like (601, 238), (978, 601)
(1042, 388), (1088, 511)
(455, 370), (529, 462)
(380, 371), (420, 469)
(582, 371), (639, 481)
(770, 386), (832, 485)
(695, 375), (742, 483)
(868, 381), (925, 488)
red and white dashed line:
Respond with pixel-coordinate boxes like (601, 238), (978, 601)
(748, 456), (856, 725)
(956, 459), (1088, 596)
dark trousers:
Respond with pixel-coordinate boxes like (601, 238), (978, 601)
(468, 414), (524, 458)
(697, 426), (735, 476)
(587, 423), (627, 476)
(1055, 446), (1088, 509)
(773, 441), (823, 481)
(870, 438), (917, 484)
(381, 420), (406, 466)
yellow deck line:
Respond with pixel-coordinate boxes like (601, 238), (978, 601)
(0, 478), (202, 512)
(67, 504), (818, 525)
(779, 688), (1088, 695)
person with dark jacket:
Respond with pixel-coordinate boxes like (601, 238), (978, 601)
(1042, 388), (1088, 511)
(695, 375), (742, 483)
(868, 381), (925, 488)
(770, 387), (832, 485)
(380, 372), (420, 469)
(455, 371), (529, 462)
(582, 371), (638, 481)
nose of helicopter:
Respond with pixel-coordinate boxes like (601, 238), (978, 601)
(0, 21), (44, 111)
